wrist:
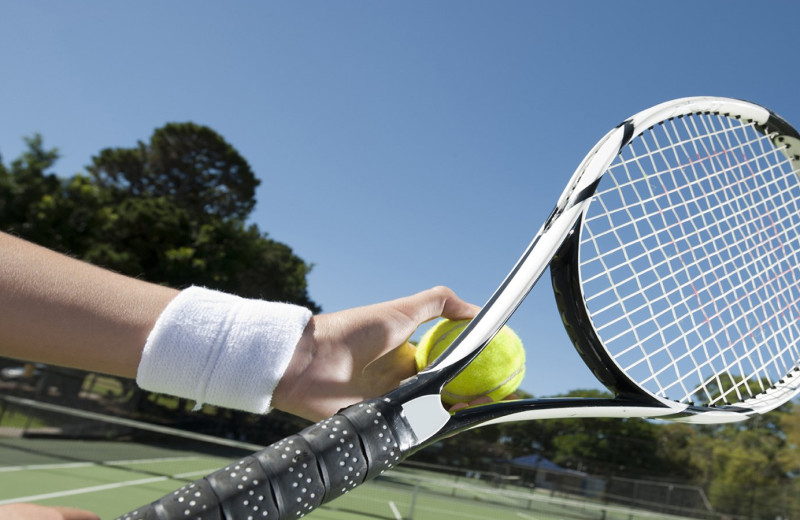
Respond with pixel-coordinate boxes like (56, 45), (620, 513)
(271, 315), (320, 418)
(136, 286), (312, 414)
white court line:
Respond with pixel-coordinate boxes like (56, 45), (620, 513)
(0, 476), (169, 505)
(0, 466), (224, 505)
(107, 456), (199, 466)
(343, 492), (491, 520)
(388, 500), (403, 520)
(0, 462), (94, 473)
(0, 456), (198, 473)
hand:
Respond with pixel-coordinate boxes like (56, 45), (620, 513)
(273, 286), (479, 421)
(0, 503), (100, 520)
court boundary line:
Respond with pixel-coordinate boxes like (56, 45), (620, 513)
(0, 468), (220, 505)
(0, 456), (200, 473)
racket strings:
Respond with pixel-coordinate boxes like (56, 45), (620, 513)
(588, 160), (800, 348)
(579, 112), (800, 406)
(582, 172), (799, 307)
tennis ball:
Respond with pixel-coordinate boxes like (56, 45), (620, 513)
(415, 319), (525, 405)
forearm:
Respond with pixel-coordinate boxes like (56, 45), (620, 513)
(0, 232), (178, 378)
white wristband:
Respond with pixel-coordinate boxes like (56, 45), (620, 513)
(136, 286), (312, 414)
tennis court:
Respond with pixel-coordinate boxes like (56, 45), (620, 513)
(0, 436), (698, 520)
(0, 394), (698, 520)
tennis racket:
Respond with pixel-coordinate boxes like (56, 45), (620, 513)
(119, 97), (800, 520)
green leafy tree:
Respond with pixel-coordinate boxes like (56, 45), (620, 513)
(706, 418), (788, 519)
(88, 123), (259, 221)
(0, 134), (62, 244)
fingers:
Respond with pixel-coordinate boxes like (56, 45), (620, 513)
(362, 341), (417, 394)
(52, 507), (101, 520)
(0, 504), (100, 520)
(399, 286), (480, 325)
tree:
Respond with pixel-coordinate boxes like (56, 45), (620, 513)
(0, 134), (61, 244)
(88, 123), (259, 221)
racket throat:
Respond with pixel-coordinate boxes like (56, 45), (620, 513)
(399, 394), (451, 445)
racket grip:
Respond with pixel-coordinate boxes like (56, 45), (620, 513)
(116, 399), (406, 520)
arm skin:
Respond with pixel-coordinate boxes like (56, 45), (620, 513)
(0, 232), (179, 378)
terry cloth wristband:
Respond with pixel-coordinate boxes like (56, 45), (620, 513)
(136, 286), (312, 414)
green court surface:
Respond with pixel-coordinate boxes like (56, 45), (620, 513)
(0, 437), (688, 520)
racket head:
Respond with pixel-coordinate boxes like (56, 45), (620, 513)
(552, 97), (800, 420)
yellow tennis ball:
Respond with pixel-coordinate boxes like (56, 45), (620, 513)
(415, 319), (525, 405)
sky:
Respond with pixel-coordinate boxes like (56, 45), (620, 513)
(2, 1), (800, 398)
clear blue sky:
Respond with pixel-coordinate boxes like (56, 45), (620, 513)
(2, 1), (800, 398)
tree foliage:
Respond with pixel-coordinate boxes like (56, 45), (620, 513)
(0, 128), (319, 311)
(88, 123), (259, 221)
(413, 389), (800, 519)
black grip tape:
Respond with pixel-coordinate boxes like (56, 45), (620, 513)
(153, 479), (223, 520)
(117, 399), (407, 519)
(116, 505), (162, 520)
(254, 434), (326, 517)
(339, 399), (402, 480)
(259, 414), (367, 516)
(206, 455), (278, 519)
